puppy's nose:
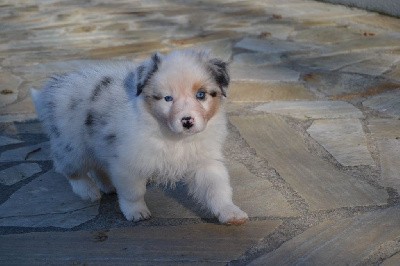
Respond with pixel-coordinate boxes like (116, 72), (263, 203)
(181, 116), (194, 129)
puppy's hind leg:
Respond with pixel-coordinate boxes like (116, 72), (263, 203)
(88, 168), (116, 194)
(68, 173), (101, 202)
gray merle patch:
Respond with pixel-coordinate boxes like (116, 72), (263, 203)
(91, 76), (113, 101)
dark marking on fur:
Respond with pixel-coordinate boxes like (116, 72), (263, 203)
(65, 144), (73, 152)
(105, 133), (117, 144)
(50, 125), (61, 137)
(46, 101), (56, 110)
(85, 112), (94, 126)
(208, 59), (230, 97)
(152, 94), (162, 100)
(136, 53), (161, 96)
(91, 76), (113, 101)
(137, 65), (145, 81)
(69, 98), (82, 110)
(210, 91), (218, 97)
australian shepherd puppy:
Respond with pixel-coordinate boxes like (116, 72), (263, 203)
(31, 50), (248, 225)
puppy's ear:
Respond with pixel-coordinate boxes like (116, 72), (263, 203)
(208, 58), (230, 97)
(125, 52), (162, 97)
(136, 52), (162, 96)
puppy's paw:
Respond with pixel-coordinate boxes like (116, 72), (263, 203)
(119, 199), (151, 222)
(218, 204), (248, 225)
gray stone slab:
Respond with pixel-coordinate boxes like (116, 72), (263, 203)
(0, 163), (42, 185)
(341, 55), (399, 76)
(229, 82), (315, 102)
(0, 141), (51, 162)
(0, 170), (99, 228)
(295, 53), (371, 71)
(233, 52), (282, 66)
(255, 101), (363, 119)
(250, 206), (400, 265)
(0, 220), (282, 265)
(363, 90), (400, 118)
(377, 140), (400, 192)
(307, 119), (374, 166)
(368, 119), (400, 139)
(382, 253), (400, 266)
(231, 65), (300, 82)
(234, 37), (310, 54)
(230, 115), (387, 211)
(0, 135), (22, 146)
(228, 161), (299, 217)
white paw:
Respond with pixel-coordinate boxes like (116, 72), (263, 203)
(218, 204), (248, 225)
(119, 198), (151, 222)
(69, 178), (101, 202)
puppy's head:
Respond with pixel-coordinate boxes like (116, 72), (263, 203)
(132, 50), (230, 135)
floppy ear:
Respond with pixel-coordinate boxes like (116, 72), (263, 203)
(208, 58), (230, 97)
(124, 52), (162, 97)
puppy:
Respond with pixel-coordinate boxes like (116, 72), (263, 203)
(31, 50), (248, 225)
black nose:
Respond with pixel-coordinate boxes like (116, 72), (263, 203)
(181, 116), (194, 129)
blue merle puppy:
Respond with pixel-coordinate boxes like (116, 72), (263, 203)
(31, 50), (248, 225)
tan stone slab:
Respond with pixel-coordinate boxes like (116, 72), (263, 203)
(292, 26), (361, 45)
(229, 82), (315, 102)
(368, 119), (400, 139)
(255, 101), (363, 119)
(0, 72), (22, 108)
(0, 221), (281, 265)
(228, 161), (299, 217)
(234, 37), (310, 54)
(0, 97), (37, 122)
(88, 42), (166, 59)
(250, 206), (400, 265)
(307, 119), (374, 166)
(230, 115), (387, 211)
(377, 140), (400, 192)
(329, 38), (400, 55)
(231, 65), (300, 82)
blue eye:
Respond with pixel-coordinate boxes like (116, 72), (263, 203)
(196, 91), (206, 100)
(164, 96), (173, 102)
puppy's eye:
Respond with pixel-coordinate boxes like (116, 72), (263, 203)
(164, 95), (173, 102)
(196, 91), (206, 100)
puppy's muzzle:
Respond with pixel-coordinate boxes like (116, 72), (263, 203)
(181, 116), (194, 129)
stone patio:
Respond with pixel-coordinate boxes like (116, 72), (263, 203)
(0, 0), (400, 265)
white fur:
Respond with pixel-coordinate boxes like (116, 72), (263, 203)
(31, 50), (248, 224)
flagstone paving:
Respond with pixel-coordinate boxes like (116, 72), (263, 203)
(1, 0), (400, 265)
(307, 118), (374, 166)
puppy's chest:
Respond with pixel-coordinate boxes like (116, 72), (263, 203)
(146, 139), (202, 176)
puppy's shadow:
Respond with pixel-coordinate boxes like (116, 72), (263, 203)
(148, 182), (214, 220)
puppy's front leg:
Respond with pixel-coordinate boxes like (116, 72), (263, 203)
(111, 167), (151, 222)
(188, 160), (248, 225)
